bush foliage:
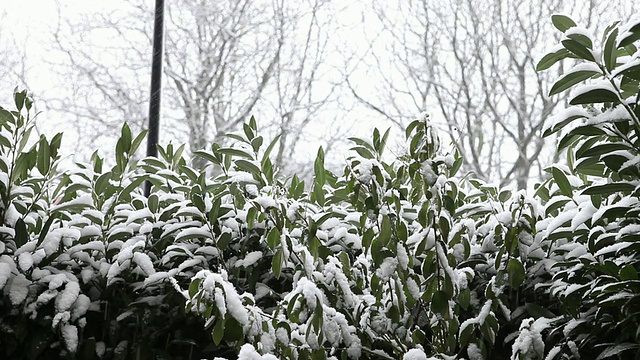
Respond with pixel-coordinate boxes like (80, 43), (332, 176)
(0, 14), (639, 360)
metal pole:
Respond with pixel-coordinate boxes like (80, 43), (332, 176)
(145, 0), (165, 197)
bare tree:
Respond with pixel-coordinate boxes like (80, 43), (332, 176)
(0, 10), (28, 96)
(44, 0), (337, 172)
(349, 0), (635, 189)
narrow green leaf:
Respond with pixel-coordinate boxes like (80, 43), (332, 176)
(595, 343), (639, 360)
(507, 258), (526, 288)
(431, 290), (448, 315)
(120, 123), (132, 153)
(188, 279), (201, 298)
(267, 228), (281, 250)
(617, 63), (640, 81)
(14, 218), (28, 248)
(379, 215), (392, 246)
(314, 147), (325, 186)
(234, 159), (261, 177)
(250, 136), (263, 153)
(562, 39), (595, 61)
(243, 123), (255, 141)
(194, 150), (219, 165)
(130, 132), (148, 159)
(604, 28), (619, 71)
(14, 89), (27, 111)
(581, 182), (635, 195)
(618, 23), (640, 47)
(216, 147), (254, 159)
(567, 33), (593, 49)
(36, 136), (51, 175)
(579, 143), (631, 158)
(212, 318), (225, 345)
(549, 70), (600, 96)
(261, 134), (281, 167)
(569, 88), (619, 105)
(351, 146), (375, 159)
(272, 249), (283, 278)
(405, 119), (422, 139)
(552, 167), (573, 197)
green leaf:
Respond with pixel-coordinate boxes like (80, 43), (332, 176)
(552, 14), (577, 32)
(619, 264), (638, 280)
(507, 258), (526, 288)
(595, 343), (639, 360)
(234, 159), (261, 177)
(552, 167), (573, 197)
(272, 249), (283, 278)
(549, 70), (600, 96)
(379, 215), (392, 246)
(618, 22), (640, 48)
(569, 88), (619, 105)
(405, 119), (422, 139)
(537, 48), (573, 71)
(14, 218), (28, 248)
(378, 127), (391, 156)
(312, 302), (323, 333)
(120, 123), (132, 153)
(351, 146), (375, 159)
(0, 108), (14, 125)
(562, 39), (595, 61)
(431, 290), (448, 315)
(36, 136), (51, 175)
(250, 136), (263, 153)
(148, 194), (159, 213)
(188, 279), (202, 298)
(314, 147), (325, 186)
(243, 123), (255, 141)
(267, 228), (281, 250)
(617, 63), (640, 81)
(130, 130), (148, 155)
(212, 318), (225, 346)
(604, 28), (619, 71)
(37, 214), (59, 246)
(581, 182), (635, 195)
(567, 33), (593, 49)
(216, 147), (254, 160)
(261, 134), (281, 166)
(579, 143), (631, 158)
(14, 89), (27, 111)
(525, 303), (556, 319)
(194, 150), (219, 165)
(120, 176), (147, 199)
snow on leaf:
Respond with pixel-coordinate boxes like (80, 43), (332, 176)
(71, 294), (91, 321)
(61, 324), (79, 353)
(9, 274), (30, 305)
(402, 348), (431, 360)
(234, 251), (263, 268)
(133, 252), (156, 276)
(0, 262), (12, 289)
(56, 281), (80, 313)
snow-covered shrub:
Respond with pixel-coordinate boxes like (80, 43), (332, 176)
(0, 92), (221, 359)
(0, 13), (638, 360)
(532, 14), (640, 360)
(176, 114), (556, 359)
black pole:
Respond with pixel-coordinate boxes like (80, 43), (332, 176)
(145, 0), (165, 197)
